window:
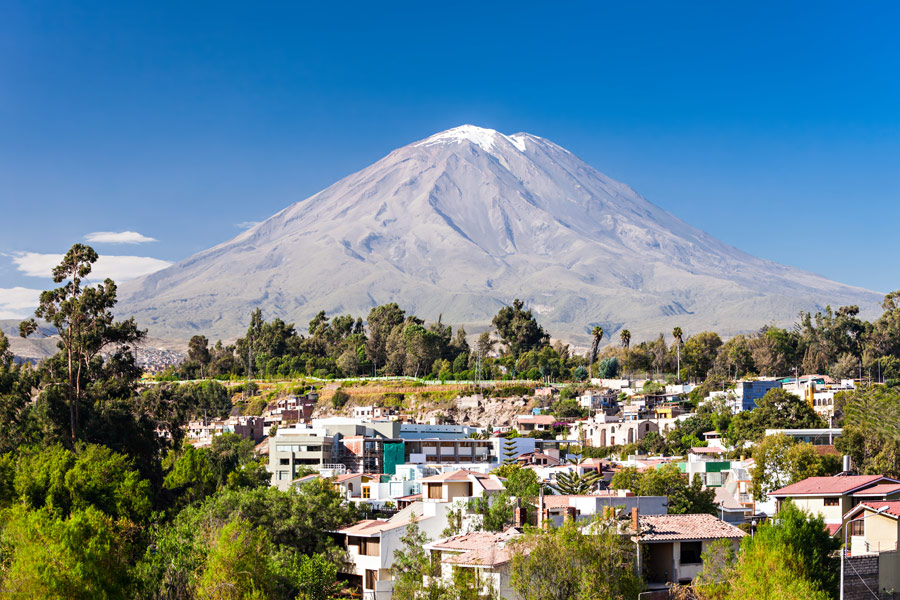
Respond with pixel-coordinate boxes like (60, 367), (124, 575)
(279, 458), (290, 465)
(680, 542), (703, 564)
(428, 484), (443, 500)
(365, 569), (377, 589)
(850, 519), (865, 537)
(824, 498), (839, 507)
(362, 486), (371, 499)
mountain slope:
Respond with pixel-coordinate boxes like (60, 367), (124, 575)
(117, 125), (882, 344)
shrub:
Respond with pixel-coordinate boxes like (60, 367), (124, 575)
(331, 389), (350, 410)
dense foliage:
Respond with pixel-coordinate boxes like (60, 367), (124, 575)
(688, 502), (838, 600)
(1, 246), (359, 599)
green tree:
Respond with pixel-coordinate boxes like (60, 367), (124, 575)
(497, 464), (543, 501)
(0, 330), (35, 454)
(612, 464), (716, 515)
(682, 331), (723, 380)
(728, 388), (824, 446)
(620, 329), (631, 349)
(508, 516), (642, 600)
(196, 517), (281, 600)
(551, 470), (600, 495)
(691, 501), (837, 600)
(751, 434), (837, 500)
(836, 385), (900, 477)
(10, 443), (152, 522)
(187, 335), (211, 371)
(673, 326), (683, 380)
(294, 553), (339, 600)
(491, 299), (549, 358)
(502, 437), (519, 464)
(19, 243), (144, 443)
(588, 326), (603, 377)
(1, 505), (136, 599)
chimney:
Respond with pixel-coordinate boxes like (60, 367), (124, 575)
(513, 506), (527, 528)
(632, 507), (639, 533)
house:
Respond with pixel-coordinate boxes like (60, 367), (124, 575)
(540, 491), (668, 527)
(763, 428), (842, 445)
(574, 414), (678, 447)
(428, 529), (523, 599)
(515, 414), (557, 434)
(336, 501), (456, 599)
(267, 426), (336, 490)
(840, 501), (900, 598)
(577, 391), (618, 411)
(515, 451), (562, 468)
(634, 513), (746, 588)
(404, 438), (494, 465)
(769, 475), (900, 531)
(420, 469), (504, 502)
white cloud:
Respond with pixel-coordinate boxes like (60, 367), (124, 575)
(0, 287), (43, 319)
(236, 221), (260, 230)
(11, 252), (173, 282)
(85, 231), (157, 244)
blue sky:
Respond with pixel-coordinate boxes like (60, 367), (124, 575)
(1, 1), (898, 317)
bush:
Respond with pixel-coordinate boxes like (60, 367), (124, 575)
(331, 389), (350, 410)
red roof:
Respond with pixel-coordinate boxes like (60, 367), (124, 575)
(845, 501), (900, 520)
(853, 484), (900, 497)
(636, 514), (747, 542)
(825, 523), (842, 536)
(770, 475), (891, 497)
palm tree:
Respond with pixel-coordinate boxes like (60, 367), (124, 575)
(589, 326), (603, 377)
(620, 329), (631, 350)
(672, 326), (683, 381)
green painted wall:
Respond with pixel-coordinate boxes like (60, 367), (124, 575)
(384, 441), (405, 477)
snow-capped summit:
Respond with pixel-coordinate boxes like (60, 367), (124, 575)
(415, 124), (523, 154)
(117, 125), (881, 342)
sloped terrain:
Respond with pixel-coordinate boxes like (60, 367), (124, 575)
(117, 125), (881, 345)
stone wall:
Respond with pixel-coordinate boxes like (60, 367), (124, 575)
(844, 555), (880, 600)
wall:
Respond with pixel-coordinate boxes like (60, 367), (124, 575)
(845, 555), (879, 600)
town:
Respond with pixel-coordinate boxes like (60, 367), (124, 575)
(173, 368), (881, 599)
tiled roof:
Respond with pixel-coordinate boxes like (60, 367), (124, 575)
(770, 475), (890, 497)
(845, 501), (900, 519)
(690, 446), (726, 454)
(333, 473), (363, 483)
(516, 414), (557, 425)
(338, 518), (412, 536)
(420, 469), (489, 483)
(825, 523), (842, 536)
(433, 529), (519, 551)
(477, 477), (504, 491)
(636, 514), (747, 542)
(853, 484), (900, 497)
(714, 487), (745, 511)
(442, 546), (515, 567)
